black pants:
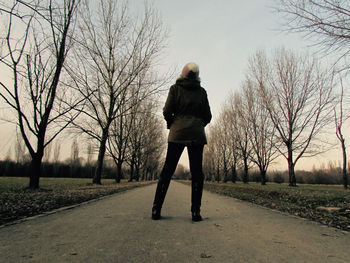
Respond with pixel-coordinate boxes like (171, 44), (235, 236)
(153, 142), (204, 212)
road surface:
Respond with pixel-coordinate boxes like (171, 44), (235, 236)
(1, 181), (349, 262)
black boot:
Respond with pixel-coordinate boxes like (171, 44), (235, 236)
(191, 207), (202, 222)
(152, 205), (162, 220)
(191, 180), (204, 222)
(152, 178), (170, 220)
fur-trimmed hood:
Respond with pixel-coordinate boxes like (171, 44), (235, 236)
(175, 77), (201, 90)
(179, 62), (200, 81)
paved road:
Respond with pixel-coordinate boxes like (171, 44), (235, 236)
(1, 181), (349, 263)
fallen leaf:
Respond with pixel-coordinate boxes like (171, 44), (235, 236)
(200, 253), (212, 258)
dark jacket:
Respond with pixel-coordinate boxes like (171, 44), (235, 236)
(163, 77), (212, 145)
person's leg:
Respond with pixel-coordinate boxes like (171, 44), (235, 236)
(187, 144), (204, 221)
(152, 142), (184, 219)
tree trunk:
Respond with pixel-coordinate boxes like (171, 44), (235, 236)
(94, 128), (109, 184)
(243, 157), (249, 183)
(260, 169), (266, 185)
(287, 147), (296, 186)
(231, 164), (237, 183)
(115, 161), (123, 183)
(135, 153), (141, 181)
(216, 163), (220, 183)
(29, 154), (42, 189)
(135, 167), (140, 181)
(223, 158), (228, 183)
(141, 169), (146, 181)
(129, 154), (135, 182)
(29, 134), (45, 189)
(340, 138), (348, 189)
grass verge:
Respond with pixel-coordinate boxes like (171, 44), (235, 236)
(181, 180), (350, 231)
(0, 177), (155, 226)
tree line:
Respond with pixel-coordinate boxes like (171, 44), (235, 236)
(1, 0), (349, 189)
(0, 0), (168, 188)
(204, 48), (336, 186)
(203, 0), (350, 189)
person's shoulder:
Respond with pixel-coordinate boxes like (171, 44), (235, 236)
(173, 78), (185, 89)
(169, 83), (179, 92)
(199, 86), (208, 95)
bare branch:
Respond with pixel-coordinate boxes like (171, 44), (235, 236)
(275, 0), (350, 69)
(250, 48), (335, 185)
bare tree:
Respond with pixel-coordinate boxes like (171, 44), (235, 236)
(206, 124), (224, 182)
(140, 111), (166, 181)
(211, 118), (230, 182)
(85, 141), (94, 166)
(106, 84), (145, 183)
(70, 138), (79, 165)
(230, 92), (253, 183)
(14, 131), (26, 163)
(43, 140), (52, 163)
(126, 99), (165, 182)
(249, 49), (335, 186)
(5, 147), (12, 161)
(70, 0), (168, 184)
(203, 131), (217, 182)
(241, 79), (278, 185)
(0, 0), (81, 188)
(53, 141), (61, 163)
(107, 106), (132, 183)
(275, 0), (350, 68)
(206, 103), (240, 183)
(173, 163), (189, 180)
(106, 91), (139, 183)
(218, 108), (240, 183)
(334, 77), (348, 189)
(222, 106), (239, 184)
(275, 1), (350, 186)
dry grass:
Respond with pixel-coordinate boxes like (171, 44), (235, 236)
(181, 180), (350, 231)
(0, 177), (154, 225)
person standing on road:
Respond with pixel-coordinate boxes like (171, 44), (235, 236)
(152, 62), (212, 222)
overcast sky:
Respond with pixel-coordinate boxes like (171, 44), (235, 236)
(153, 0), (310, 114)
(151, 0), (332, 170)
(0, 0), (345, 170)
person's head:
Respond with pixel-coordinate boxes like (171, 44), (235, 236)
(180, 62), (199, 80)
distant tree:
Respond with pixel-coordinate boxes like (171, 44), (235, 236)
(230, 92), (253, 183)
(69, 0), (168, 184)
(222, 106), (239, 184)
(173, 163), (190, 180)
(207, 102), (240, 183)
(106, 90), (136, 183)
(249, 49), (335, 186)
(107, 111), (131, 182)
(334, 77), (348, 189)
(202, 143), (216, 181)
(275, 1), (350, 188)
(137, 108), (165, 181)
(85, 142), (94, 166)
(14, 131), (26, 163)
(70, 138), (80, 165)
(206, 124), (224, 182)
(211, 117), (230, 182)
(43, 141), (52, 163)
(0, 0), (81, 188)
(53, 142), (61, 163)
(241, 79), (278, 185)
(5, 148), (12, 162)
(127, 99), (165, 182)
